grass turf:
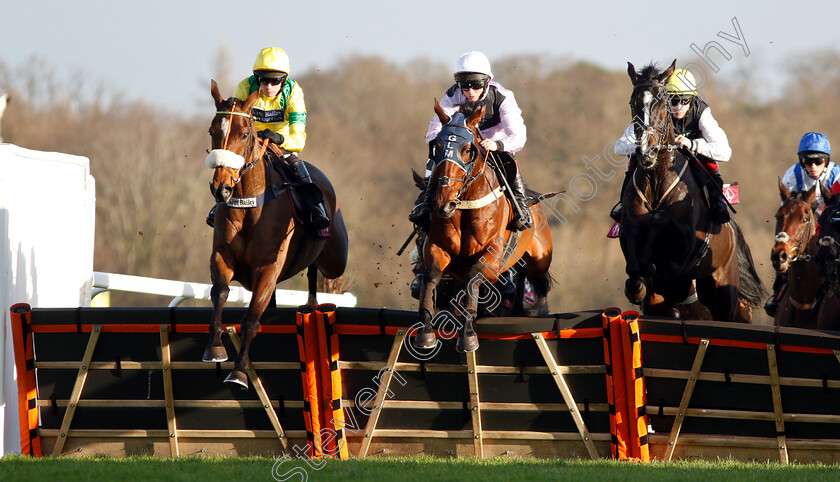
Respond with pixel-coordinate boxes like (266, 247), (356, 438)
(1, 455), (839, 481)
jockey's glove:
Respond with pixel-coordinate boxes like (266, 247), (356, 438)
(258, 130), (284, 146)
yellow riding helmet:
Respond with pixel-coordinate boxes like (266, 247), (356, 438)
(665, 69), (698, 96)
(253, 47), (290, 76)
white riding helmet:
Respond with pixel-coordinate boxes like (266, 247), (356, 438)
(454, 51), (494, 80)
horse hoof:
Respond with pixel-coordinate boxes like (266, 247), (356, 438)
(456, 334), (479, 353)
(202, 346), (228, 362)
(413, 330), (437, 349)
(624, 279), (646, 305)
(224, 371), (248, 389)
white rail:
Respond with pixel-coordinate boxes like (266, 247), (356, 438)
(91, 271), (357, 308)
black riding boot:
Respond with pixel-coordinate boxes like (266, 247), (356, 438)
(763, 272), (788, 318)
(408, 176), (436, 231)
(206, 204), (217, 228)
(510, 174), (532, 231)
(707, 171), (730, 224)
(609, 169), (635, 223)
(289, 159), (330, 231)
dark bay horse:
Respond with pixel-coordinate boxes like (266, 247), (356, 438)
(812, 195), (840, 330)
(414, 101), (554, 352)
(203, 80), (349, 387)
(619, 61), (764, 321)
(770, 182), (822, 328)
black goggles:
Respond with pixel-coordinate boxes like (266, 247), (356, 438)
(258, 76), (285, 86)
(669, 96), (692, 106)
(458, 80), (486, 91)
(800, 156), (827, 166)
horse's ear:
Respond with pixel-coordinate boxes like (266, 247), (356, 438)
(659, 60), (677, 84)
(243, 89), (259, 113)
(466, 104), (485, 132)
(778, 177), (791, 201)
(805, 182), (820, 207)
(211, 80), (224, 108)
(627, 62), (637, 84)
(434, 99), (450, 125)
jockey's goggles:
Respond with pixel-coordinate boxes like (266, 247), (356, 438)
(669, 96), (692, 106)
(800, 155), (827, 166)
(258, 76), (286, 86)
(458, 80), (486, 91)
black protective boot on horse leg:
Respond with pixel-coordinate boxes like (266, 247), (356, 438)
(609, 168), (635, 223)
(288, 156), (330, 231)
(764, 272), (788, 317)
(408, 176), (437, 231)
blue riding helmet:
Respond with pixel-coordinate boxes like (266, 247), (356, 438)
(798, 132), (831, 156)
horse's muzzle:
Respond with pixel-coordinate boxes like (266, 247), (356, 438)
(211, 182), (233, 203)
(440, 201), (457, 219)
(770, 246), (789, 273)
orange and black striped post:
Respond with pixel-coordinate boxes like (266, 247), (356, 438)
(620, 311), (649, 461)
(10, 303), (42, 456)
(602, 307), (629, 459)
(295, 305), (323, 457)
(315, 304), (349, 459)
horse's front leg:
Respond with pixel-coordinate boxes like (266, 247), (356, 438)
(306, 264), (318, 306)
(203, 251), (234, 362)
(620, 220), (646, 304)
(456, 263), (485, 353)
(415, 246), (449, 349)
(225, 267), (278, 388)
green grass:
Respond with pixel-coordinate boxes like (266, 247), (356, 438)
(1, 455), (838, 481)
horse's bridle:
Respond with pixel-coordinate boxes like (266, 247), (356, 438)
(775, 198), (815, 263)
(215, 109), (265, 184)
(434, 119), (486, 201)
(631, 81), (678, 160)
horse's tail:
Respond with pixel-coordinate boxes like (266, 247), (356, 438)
(529, 270), (554, 298)
(731, 219), (768, 307)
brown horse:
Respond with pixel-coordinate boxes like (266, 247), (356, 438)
(202, 80), (349, 387)
(414, 102), (554, 352)
(619, 61), (765, 321)
(770, 182), (823, 329)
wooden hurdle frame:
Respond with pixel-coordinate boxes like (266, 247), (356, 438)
(10, 304), (840, 463)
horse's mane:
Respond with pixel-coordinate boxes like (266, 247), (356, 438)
(636, 63), (662, 83)
(221, 97), (238, 110)
(459, 101), (483, 118)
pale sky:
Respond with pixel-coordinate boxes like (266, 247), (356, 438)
(2, 0), (839, 114)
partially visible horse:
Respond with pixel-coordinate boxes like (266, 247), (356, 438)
(770, 182), (822, 329)
(813, 198), (840, 330)
(619, 61), (764, 321)
(414, 101), (555, 352)
(203, 80), (349, 387)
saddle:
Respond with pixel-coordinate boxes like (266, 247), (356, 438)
(265, 148), (329, 236)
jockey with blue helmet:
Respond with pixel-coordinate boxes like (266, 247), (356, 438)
(764, 132), (840, 317)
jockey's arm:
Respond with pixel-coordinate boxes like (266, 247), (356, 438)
(694, 109), (732, 162)
(491, 89), (526, 153)
(281, 84), (307, 152)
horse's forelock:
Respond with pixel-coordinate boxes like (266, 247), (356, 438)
(636, 63), (662, 84)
